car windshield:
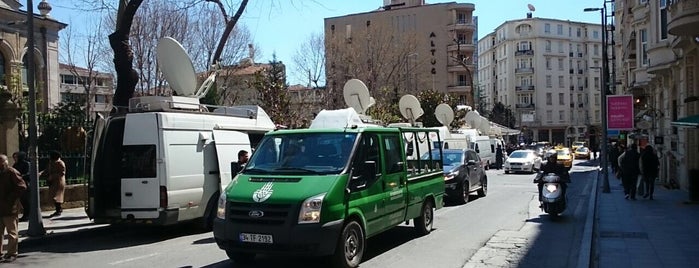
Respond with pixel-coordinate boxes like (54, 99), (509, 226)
(421, 150), (462, 166)
(244, 133), (357, 175)
(509, 151), (529, 158)
(557, 149), (570, 156)
(576, 147), (589, 152)
(574, 142), (584, 146)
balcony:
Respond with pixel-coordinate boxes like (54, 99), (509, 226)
(668, 0), (699, 36)
(516, 103), (535, 109)
(447, 84), (472, 93)
(515, 50), (534, 56)
(515, 85), (535, 91)
(447, 63), (472, 72)
(448, 43), (475, 52)
(450, 20), (476, 32)
(515, 67), (535, 73)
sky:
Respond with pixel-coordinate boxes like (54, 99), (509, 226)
(45, 0), (602, 85)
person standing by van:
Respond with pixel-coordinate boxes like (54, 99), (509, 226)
(234, 150), (249, 173)
(40, 151), (65, 217)
(0, 154), (27, 263)
(495, 145), (504, 170)
(11, 152), (30, 222)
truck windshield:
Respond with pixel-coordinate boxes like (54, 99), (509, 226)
(244, 133), (357, 175)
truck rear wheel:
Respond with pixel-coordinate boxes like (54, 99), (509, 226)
(332, 220), (365, 268)
(226, 250), (255, 264)
(414, 200), (434, 235)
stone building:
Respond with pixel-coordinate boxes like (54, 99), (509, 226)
(477, 16), (603, 145)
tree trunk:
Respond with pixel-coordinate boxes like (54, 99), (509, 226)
(110, 0), (144, 111)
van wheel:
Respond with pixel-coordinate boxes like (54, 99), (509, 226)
(226, 250), (255, 264)
(477, 176), (487, 197)
(332, 220), (364, 268)
(414, 200), (434, 235)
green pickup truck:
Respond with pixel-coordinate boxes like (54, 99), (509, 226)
(213, 126), (445, 268)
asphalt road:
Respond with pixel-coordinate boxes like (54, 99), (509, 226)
(11, 160), (598, 268)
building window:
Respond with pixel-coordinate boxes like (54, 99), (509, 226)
(546, 93), (552, 105)
(576, 28), (581, 37)
(594, 77), (600, 89)
(559, 93), (565, 105)
(546, 57), (552, 70)
(569, 27), (572, 37)
(640, 29), (649, 66)
(458, 75), (468, 86)
(659, 0), (668, 40)
(593, 44), (599, 55)
(558, 58), (564, 70)
(61, 74), (78, 85)
(594, 93), (600, 105)
(345, 24), (352, 39)
(0, 52), (5, 85)
(593, 30), (599, 39)
(518, 94), (532, 104)
(557, 24), (563, 35)
(558, 41), (564, 53)
(546, 110), (553, 122)
(518, 41), (531, 51)
(95, 94), (107, 103)
(516, 24), (532, 34)
(545, 23), (551, 33)
(457, 13), (467, 24)
(558, 76), (564, 88)
(545, 40), (551, 52)
(546, 75), (552, 88)
(559, 111), (565, 121)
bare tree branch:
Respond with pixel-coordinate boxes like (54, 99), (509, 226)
(205, 0), (229, 23)
(212, 0), (249, 66)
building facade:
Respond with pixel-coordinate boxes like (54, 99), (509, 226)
(0, 0), (66, 112)
(615, 0), (699, 190)
(58, 64), (114, 116)
(324, 0), (477, 107)
(477, 16), (603, 146)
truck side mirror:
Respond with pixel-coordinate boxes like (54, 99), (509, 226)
(230, 162), (242, 175)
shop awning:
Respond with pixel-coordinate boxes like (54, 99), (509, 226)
(671, 114), (699, 128)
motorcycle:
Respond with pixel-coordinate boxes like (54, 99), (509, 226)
(535, 173), (567, 217)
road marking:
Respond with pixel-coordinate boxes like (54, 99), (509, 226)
(109, 253), (159, 265)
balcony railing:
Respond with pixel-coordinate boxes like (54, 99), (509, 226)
(515, 85), (535, 91)
(515, 50), (534, 56)
(516, 103), (535, 109)
(515, 67), (535, 73)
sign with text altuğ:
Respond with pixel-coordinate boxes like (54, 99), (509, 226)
(607, 95), (634, 130)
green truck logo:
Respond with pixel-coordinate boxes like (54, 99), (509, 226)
(252, 182), (274, 202)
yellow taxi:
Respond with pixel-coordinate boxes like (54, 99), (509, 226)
(555, 147), (573, 169)
(571, 141), (586, 151)
(574, 147), (591, 160)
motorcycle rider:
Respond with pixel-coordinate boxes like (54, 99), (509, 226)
(535, 152), (571, 205)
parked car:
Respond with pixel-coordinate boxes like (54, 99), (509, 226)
(422, 149), (487, 204)
(504, 150), (542, 174)
(574, 147), (591, 160)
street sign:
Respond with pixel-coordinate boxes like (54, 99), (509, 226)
(607, 130), (620, 137)
(607, 95), (634, 130)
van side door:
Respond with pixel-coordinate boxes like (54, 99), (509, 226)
(347, 133), (385, 236)
(380, 133), (407, 227)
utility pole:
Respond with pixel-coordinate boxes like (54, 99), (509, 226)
(26, 0), (46, 236)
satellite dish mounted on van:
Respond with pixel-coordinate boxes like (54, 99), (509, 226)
(465, 110), (480, 128)
(156, 37), (198, 97)
(343, 79), (374, 114)
(399, 94), (424, 126)
(435, 103), (455, 127)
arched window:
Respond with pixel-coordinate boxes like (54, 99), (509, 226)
(0, 51), (5, 86)
(21, 54), (37, 88)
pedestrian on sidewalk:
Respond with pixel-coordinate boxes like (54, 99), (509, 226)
(39, 151), (66, 218)
(0, 154), (27, 263)
(495, 145), (504, 170)
(619, 144), (641, 200)
(640, 145), (660, 200)
(11, 152), (30, 222)
(609, 143), (619, 175)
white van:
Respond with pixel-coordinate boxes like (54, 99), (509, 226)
(429, 126), (469, 150)
(88, 96), (275, 229)
(470, 135), (495, 169)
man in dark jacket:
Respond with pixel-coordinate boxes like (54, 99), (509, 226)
(620, 144), (641, 200)
(640, 145), (660, 200)
(11, 152), (30, 222)
(535, 153), (571, 203)
(0, 154), (27, 263)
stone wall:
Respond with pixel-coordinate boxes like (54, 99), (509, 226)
(39, 184), (86, 211)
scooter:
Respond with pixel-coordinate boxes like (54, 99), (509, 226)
(535, 173), (567, 217)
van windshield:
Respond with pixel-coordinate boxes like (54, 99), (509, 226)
(244, 133), (357, 175)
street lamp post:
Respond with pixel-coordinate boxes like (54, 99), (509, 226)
(584, 6), (610, 193)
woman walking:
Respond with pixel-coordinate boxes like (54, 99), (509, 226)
(640, 145), (660, 200)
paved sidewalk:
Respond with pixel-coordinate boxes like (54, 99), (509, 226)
(594, 172), (699, 267)
(17, 207), (107, 246)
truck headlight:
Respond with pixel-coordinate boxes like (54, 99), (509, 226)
(216, 192), (227, 219)
(298, 193), (326, 224)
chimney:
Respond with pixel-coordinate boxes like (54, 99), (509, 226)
(248, 44), (255, 64)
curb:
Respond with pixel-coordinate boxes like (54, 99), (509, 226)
(576, 168), (599, 268)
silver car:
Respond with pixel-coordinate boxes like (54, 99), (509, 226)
(504, 150), (542, 174)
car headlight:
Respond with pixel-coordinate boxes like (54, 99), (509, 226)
(216, 192), (227, 219)
(545, 183), (558, 193)
(445, 170), (459, 181)
(298, 193), (326, 224)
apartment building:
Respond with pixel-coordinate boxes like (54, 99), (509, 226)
(59, 64), (114, 116)
(615, 0), (699, 190)
(324, 0), (477, 107)
(478, 16), (603, 146)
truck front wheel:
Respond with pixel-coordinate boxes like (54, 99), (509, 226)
(332, 220), (365, 268)
(414, 200), (434, 235)
(226, 250), (255, 264)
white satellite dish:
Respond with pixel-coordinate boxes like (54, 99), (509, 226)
(465, 110), (480, 127)
(478, 116), (491, 133)
(528, 4), (536, 11)
(399, 94), (424, 124)
(343, 79), (373, 114)
(435, 103), (455, 127)
(156, 37), (198, 97)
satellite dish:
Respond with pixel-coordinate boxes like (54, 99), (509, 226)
(477, 116), (491, 133)
(528, 4), (536, 11)
(465, 110), (480, 127)
(343, 79), (372, 114)
(156, 37), (198, 97)
(194, 73), (217, 98)
(435, 103), (455, 126)
(399, 94), (424, 123)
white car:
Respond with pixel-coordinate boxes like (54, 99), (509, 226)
(504, 150), (542, 174)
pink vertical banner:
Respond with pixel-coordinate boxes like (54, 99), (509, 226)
(607, 95), (634, 130)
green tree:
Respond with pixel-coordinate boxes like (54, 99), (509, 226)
(416, 89), (466, 129)
(247, 55), (304, 127)
(488, 102), (516, 128)
(199, 83), (221, 108)
(37, 101), (91, 152)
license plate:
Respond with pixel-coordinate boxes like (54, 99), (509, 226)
(239, 233), (273, 244)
